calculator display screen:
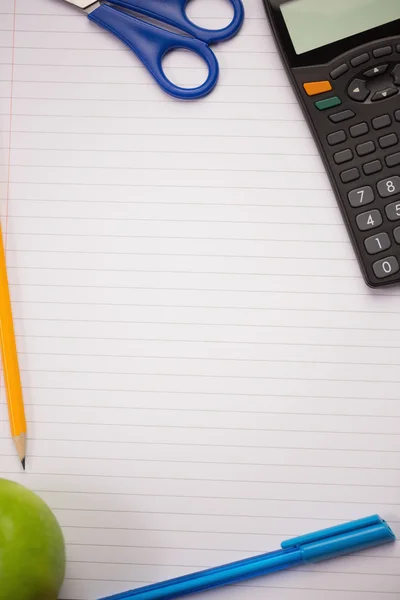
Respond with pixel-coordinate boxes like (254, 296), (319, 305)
(281, 0), (400, 55)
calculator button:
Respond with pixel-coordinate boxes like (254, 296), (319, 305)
(363, 160), (382, 175)
(340, 168), (360, 183)
(386, 152), (400, 168)
(377, 176), (400, 197)
(348, 79), (369, 102)
(303, 81), (332, 96)
(395, 110), (400, 121)
(393, 226), (400, 243)
(379, 133), (398, 149)
(373, 256), (400, 279)
(327, 130), (346, 146)
(330, 64), (349, 79)
(373, 46), (392, 58)
(348, 186), (374, 207)
(334, 149), (353, 164)
(350, 122), (369, 138)
(364, 233), (391, 255)
(385, 201), (400, 221)
(356, 210), (382, 231)
(364, 64), (389, 77)
(372, 114), (391, 129)
(356, 141), (375, 157)
(329, 110), (355, 123)
(371, 87), (398, 102)
(397, 45), (400, 53)
(392, 64), (400, 85)
(315, 97), (342, 111)
(351, 53), (369, 67)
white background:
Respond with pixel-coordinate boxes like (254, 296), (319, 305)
(1, 1), (400, 599)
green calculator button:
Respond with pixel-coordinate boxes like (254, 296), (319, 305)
(315, 96), (342, 110)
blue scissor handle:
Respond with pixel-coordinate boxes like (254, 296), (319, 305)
(89, 4), (222, 100)
(106, 0), (245, 44)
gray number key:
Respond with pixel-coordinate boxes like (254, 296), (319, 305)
(373, 256), (400, 279)
(348, 186), (374, 207)
(356, 210), (382, 231)
(385, 201), (400, 221)
(364, 232), (391, 254)
(377, 176), (400, 198)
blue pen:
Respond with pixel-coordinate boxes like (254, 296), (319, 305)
(99, 515), (395, 600)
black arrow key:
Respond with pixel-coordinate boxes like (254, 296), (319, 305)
(348, 79), (369, 101)
(371, 87), (398, 101)
(392, 64), (400, 86)
(364, 64), (389, 77)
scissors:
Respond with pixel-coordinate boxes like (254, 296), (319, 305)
(61, 1), (245, 100)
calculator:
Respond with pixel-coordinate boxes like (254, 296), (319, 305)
(264, 0), (400, 287)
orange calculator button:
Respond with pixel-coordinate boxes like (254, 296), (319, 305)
(303, 81), (333, 96)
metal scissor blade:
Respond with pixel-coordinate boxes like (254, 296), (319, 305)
(269, 0), (299, 6)
(61, 0), (100, 12)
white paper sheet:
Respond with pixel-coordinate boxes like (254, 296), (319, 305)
(1, 1), (399, 598)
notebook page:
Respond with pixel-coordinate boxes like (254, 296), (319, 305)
(1, 0), (400, 598)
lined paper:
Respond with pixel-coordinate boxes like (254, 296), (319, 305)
(1, 0), (400, 599)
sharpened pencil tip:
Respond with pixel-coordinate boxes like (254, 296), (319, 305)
(13, 433), (26, 468)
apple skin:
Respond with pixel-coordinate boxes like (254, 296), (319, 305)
(0, 478), (66, 600)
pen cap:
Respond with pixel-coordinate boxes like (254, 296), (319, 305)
(281, 515), (395, 563)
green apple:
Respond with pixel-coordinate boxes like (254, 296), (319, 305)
(0, 478), (66, 600)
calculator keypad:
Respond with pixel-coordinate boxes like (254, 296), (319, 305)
(297, 38), (400, 285)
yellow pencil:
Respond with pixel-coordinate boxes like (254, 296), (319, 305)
(0, 223), (26, 469)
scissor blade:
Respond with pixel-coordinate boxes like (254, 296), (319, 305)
(270, 0), (299, 5)
(61, 0), (100, 11)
